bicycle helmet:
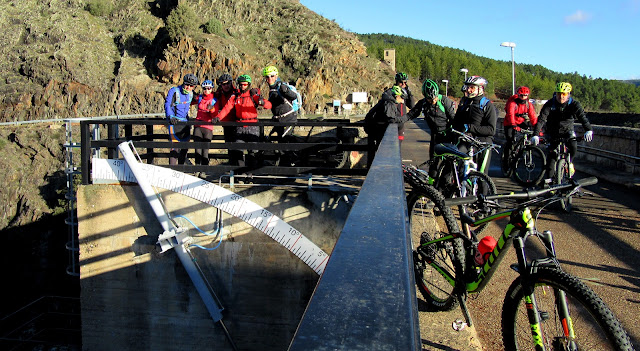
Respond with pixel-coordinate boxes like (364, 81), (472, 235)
(395, 72), (408, 82)
(464, 75), (488, 87)
(517, 86), (530, 95)
(201, 80), (213, 89)
(217, 73), (233, 85)
(183, 73), (198, 86)
(555, 82), (572, 93)
(391, 85), (403, 96)
(422, 79), (439, 99)
(262, 65), (279, 77)
(237, 74), (251, 84)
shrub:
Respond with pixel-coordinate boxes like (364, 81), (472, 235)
(165, 3), (199, 42)
(203, 17), (224, 36)
(86, 0), (113, 17)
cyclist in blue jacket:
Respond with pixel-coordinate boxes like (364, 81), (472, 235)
(164, 73), (198, 165)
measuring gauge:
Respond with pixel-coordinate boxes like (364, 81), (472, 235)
(92, 158), (330, 275)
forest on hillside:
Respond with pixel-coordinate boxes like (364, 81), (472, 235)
(359, 34), (640, 113)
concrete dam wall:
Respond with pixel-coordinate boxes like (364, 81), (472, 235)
(77, 183), (353, 350)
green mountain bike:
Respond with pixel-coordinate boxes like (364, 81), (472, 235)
(409, 176), (634, 350)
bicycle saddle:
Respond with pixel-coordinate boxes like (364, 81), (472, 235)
(433, 143), (471, 159)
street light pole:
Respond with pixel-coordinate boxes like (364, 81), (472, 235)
(459, 68), (468, 81)
(500, 42), (516, 95)
(442, 79), (449, 96)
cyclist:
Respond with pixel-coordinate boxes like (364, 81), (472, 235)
(532, 82), (593, 179)
(364, 85), (408, 150)
(502, 86), (538, 168)
(192, 79), (217, 171)
(164, 73), (198, 165)
(211, 73), (238, 144)
(385, 72), (415, 109)
(452, 75), (497, 174)
(262, 65), (298, 140)
(215, 74), (272, 167)
(407, 79), (456, 181)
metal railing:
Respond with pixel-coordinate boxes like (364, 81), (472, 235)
(78, 117), (375, 184)
(289, 125), (421, 351)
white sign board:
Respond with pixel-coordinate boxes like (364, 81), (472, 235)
(342, 104), (353, 110)
(352, 92), (368, 103)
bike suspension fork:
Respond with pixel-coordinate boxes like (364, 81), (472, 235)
(514, 237), (546, 349)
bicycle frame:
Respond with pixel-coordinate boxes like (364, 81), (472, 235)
(417, 204), (545, 294)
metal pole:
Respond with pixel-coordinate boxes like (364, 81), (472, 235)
(511, 46), (516, 95)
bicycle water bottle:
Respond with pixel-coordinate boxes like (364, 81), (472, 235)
(475, 236), (497, 265)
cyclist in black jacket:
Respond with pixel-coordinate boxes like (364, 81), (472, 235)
(452, 76), (497, 174)
(407, 79), (456, 181)
(532, 82), (593, 178)
(263, 65), (298, 140)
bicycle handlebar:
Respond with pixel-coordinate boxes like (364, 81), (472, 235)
(450, 129), (500, 150)
(444, 177), (598, 207)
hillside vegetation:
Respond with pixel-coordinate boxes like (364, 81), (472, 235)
(359, 34), (640, 113)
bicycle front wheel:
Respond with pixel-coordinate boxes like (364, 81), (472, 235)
(555, 158), (573, 212)
(408, 185), (465, 311)
(501, 147), (514, 177)
(502, 267), (634, 351)
(513, 145), (546, 187)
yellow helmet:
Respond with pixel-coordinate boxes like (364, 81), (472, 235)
(262, 65), (278, 77)
(555, 82), (572, 93)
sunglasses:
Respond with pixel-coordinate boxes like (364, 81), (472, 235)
(221, 81), (231, 85)
(267, 74), (277, 78)
(184, 84), (195, 88)
(203, 87), (213, 90)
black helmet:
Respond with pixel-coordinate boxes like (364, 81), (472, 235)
(422, 79), (439, 100)
(183, 73), (198, 86)
(395, 72), (408, 83)
(217, 73), (233, 85)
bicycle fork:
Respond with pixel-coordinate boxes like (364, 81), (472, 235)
(516, 232), (577, 350)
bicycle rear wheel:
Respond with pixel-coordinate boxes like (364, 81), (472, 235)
(408, 185), (465, 311)
(462, 171), (497, 235)
(502, 267), (634, 351)
(555, 159), (573, 212)
(513, 145), (546, 187)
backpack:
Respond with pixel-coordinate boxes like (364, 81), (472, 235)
(461, 96), (490, 112)
(278, 83), (302, 111)
(171, 87), (193, 116)
(364, 101), (384, 134)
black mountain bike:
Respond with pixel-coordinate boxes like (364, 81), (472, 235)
(406, 173), (634, 350)
(501, 128), (546, 187)
(422, 129), (499, 235)
(546, 135), (582, 212)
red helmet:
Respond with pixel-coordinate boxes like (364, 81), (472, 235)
(517, 86), (530, 95)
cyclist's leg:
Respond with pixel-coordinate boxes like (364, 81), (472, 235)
(545, 139), (560, 179)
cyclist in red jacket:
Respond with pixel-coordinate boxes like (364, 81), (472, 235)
(503, 86), (538, 167)
(215, 74), (271, 166)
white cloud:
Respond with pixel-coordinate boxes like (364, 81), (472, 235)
(564, 10), (592, 24)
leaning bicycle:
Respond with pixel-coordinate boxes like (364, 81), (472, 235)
(410, 176), (635, 350)
(501, 128), (546, 187)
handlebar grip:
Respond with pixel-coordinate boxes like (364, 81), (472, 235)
(444, 195), (478, 207)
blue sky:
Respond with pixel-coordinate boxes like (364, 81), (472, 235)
(299, 0), (639, 80)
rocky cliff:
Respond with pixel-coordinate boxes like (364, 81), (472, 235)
(0, 0), (392, 123)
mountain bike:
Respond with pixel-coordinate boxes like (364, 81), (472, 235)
(545, 135), (582, 212)
(501, 128), (546, 187)
(262, 121), (349, 169)
(410, 176), (635, 350)
(421, 129), (500, 235)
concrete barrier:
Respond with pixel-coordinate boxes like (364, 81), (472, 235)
(77, 184), (352, 350)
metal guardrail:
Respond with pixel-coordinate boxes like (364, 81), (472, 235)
(78, 117), (374, 184)
(289, 125), (421, 351)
